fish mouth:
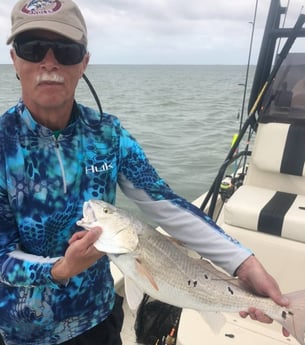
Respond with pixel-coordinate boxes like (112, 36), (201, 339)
(82, 201), (98, 223)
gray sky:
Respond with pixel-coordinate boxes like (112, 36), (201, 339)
(0, 0), (304, 65)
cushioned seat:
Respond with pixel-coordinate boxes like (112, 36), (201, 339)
(224, 185), (305, 242)
(223, 121), (305, 243)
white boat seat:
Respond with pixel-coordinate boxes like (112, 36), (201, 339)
(224, 122), (305, 242)
(250, 122), (305, 177)
(224, 185), (305, 242)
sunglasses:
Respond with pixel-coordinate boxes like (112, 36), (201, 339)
(13, 38), (87, 66)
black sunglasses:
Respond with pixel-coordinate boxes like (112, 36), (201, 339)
(13, 38), (87, 66)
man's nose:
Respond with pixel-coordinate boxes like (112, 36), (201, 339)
(41, 48), (59, 66)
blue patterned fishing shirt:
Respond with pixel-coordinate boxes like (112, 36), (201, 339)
(0, 100), (251, 344)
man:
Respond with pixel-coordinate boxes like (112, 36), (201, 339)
(0, 0), (288, 344)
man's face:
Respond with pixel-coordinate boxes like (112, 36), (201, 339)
(10, 30), (89, 114)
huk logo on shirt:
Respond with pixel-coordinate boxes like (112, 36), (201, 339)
(85, 162), (114, 175)
(22, 0), (62, 15)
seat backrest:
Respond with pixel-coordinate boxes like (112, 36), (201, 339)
(245, 122), (305, 195)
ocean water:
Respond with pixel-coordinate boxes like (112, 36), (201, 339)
(0, 64), (254, 211)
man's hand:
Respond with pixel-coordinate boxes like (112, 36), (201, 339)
(51, 227), (105, 282)
(236, 255), (290, 336)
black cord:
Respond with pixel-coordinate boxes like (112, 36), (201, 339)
(82, 73), (104, 118)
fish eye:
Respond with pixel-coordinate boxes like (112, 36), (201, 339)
(103, 208), (109, 214)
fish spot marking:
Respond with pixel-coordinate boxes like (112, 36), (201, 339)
(227, 287), (234, 295)
(225, 334), (235, 338)
(187, 280), (198, 288)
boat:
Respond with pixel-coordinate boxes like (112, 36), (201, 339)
(111, 0), (305, 344)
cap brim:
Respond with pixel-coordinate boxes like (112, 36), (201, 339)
(7, 21), (85, 45)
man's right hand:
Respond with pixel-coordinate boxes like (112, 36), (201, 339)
(51, 227), (104, 282)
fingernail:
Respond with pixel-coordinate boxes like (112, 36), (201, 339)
(91, 227), (102, 235)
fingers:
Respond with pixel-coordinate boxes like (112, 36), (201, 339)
(68, 230), (87, 244)
(239, 311), (248, 318)
(52, 227), (104, 280)
(240, 308), (290, 337)
(237, 256), (289, 307)
(69, 227), (102, 245)
(236, 255), (290, 337)
(268, 291), (289, 308)
(81, 227), (102, 249)
(239, 308), (273, 323)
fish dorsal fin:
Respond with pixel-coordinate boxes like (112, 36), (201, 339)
(135, 258), (159, 291)
(124, 276), (144, 311)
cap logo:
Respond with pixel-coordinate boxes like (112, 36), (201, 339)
(22, 0), (62, 15)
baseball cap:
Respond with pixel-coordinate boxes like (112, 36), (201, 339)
(6, 0), (87, 47)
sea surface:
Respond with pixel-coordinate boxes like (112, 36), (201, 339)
(0, 64), (254, 212)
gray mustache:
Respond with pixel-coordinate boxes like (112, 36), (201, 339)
(36, 73), (64, 84)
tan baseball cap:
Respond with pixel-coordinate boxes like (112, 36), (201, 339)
(6, 0), (87, 46)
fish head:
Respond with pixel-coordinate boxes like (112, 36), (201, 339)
(76, 200), (139, 254)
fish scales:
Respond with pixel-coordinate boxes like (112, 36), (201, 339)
(121, 227), (280, 314)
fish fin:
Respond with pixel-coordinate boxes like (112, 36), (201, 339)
(279, 290), (305, 345)
(124, 276), (144, 311)
(135, 258), (159, 291)
(198, 310), (226, 333)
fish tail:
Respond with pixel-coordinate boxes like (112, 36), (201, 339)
(280, 290), (305, 345)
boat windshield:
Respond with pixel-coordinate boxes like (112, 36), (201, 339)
(259, 52), (305, 124)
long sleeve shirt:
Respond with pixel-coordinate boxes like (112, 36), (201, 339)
(0, 100), (251, 344)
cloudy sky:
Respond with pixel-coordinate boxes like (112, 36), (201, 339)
(0, 0), (304, 65)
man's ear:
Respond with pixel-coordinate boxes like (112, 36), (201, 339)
(10, 48), (20, 79)
(79, 52), (90, 79)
